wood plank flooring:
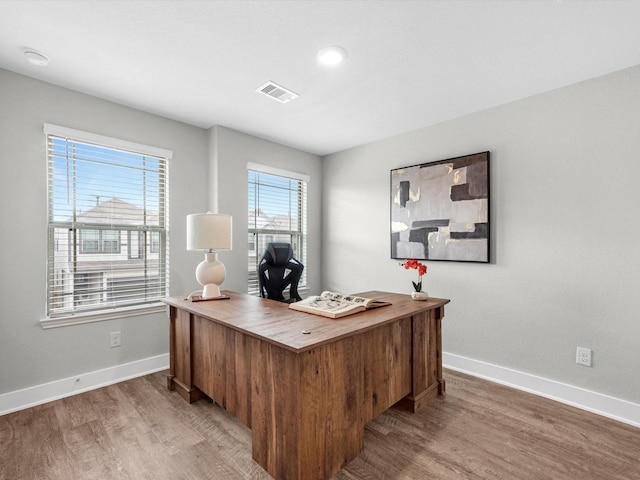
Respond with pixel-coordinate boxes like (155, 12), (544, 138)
(1, 369), (638, 480)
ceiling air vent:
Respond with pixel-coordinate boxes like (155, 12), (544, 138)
(256, 81), (299, 103)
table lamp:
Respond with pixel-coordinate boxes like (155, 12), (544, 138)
(186, 212), (232, 299)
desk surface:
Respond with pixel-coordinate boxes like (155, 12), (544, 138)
(165, 290), (449, 353)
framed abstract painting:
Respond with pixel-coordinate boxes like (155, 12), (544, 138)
(390, 151), (490, 262)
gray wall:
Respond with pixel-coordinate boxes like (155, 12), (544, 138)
(0, 69), (322, 395)
(209, 125), (322, 296)
(321, 65), (640, 404)
(0, 68), (206, 394)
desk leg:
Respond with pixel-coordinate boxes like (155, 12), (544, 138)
(167, 306), (204, 403)
(398, 307), (445, 412)
(167, 306), (176, 390)
(436, 315), (446, 397)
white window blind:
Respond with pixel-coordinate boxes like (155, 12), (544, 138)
(45, 124), (170, 320)
(248, 164), (308, 296)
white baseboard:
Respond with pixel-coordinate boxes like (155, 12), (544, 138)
(0, 354), (169, 416)
(443, 352), (640, 428)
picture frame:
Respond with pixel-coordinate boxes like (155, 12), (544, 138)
(390, 151), (490, 263)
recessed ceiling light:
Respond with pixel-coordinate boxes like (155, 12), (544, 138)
(24, 50), (49, 66)
(317, 46), (346, 66)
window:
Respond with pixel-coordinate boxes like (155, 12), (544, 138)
(80, 229), (121, 254)
(248, 163), (308, 296)
(128, 231), (144, 260)
(45, 123), (171, 322)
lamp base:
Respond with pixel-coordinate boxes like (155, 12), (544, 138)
(191, 293), (231, 302)
(202, 283), (222, 299)
(195, 252), (226, 299)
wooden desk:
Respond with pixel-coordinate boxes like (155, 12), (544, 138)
(165, 291), (449, 480)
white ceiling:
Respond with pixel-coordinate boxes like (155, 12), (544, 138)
(2, 1), (640, 156)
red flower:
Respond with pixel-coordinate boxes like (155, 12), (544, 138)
(401, 259), (427, 292)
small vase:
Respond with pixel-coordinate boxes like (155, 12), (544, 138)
(411, 291), (428, 301)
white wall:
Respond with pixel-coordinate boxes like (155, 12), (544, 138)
(321, 65), (640, 406)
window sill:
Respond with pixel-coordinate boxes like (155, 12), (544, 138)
(40, 303), (166, 329)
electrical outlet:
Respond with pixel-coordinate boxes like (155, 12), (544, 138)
(110, 331), (122, 348)
(576, 347), (592, 367)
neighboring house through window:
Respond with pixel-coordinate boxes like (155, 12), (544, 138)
(44, 123), (171, 324)
(247, 163), (308, 296)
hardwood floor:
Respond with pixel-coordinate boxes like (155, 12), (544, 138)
(1, 369), (638, 480)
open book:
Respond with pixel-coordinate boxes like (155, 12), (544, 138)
(288, 291), (391, 319)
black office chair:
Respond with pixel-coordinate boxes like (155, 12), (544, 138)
(258, 242), (304, 303)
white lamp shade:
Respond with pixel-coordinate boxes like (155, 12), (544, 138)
(186, 213), (232, 251)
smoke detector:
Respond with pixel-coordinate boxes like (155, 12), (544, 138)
(24, 49), (49, 66)
(256, 81), (299, 103)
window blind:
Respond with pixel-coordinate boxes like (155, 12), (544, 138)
(248, 166), (308, 296)
(45, 124), (170, 319)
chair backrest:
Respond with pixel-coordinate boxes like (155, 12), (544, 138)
(258, 242), (304, 303)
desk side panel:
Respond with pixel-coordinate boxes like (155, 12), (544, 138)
(362, 317), (412, 421)
(251, 335), (366, 480)
(397, 308), (445, 412)
(299, 335), (365, 479)
(251, 339), (301, 479)
(192, 315), (252, 427)
(415, 309), (442, 398)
